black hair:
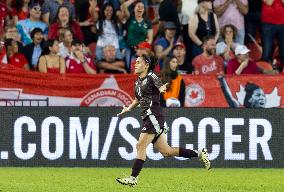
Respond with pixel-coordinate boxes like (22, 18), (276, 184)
(13, 0), (26, 13)
(141, 54), (158, 72)
(30, 27), (43, 39)
(40, 39), (57, 56)
(131, 0), (147, 19)
(160, 56), (178, 87)
(4, 38), (14, 47)
(243, 83), (261, 108)
(97, 3), (119, 36)
(52, 5), (72, 25)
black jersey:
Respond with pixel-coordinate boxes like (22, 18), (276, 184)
(135, 71), (163, 119)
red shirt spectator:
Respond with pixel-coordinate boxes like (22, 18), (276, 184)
(9, 52), (28, 69)
(227, 45), (260, 74)
(227, 58), (260, 74)
(12, 8), (28, 21)
(66, 54), (95, 73)
(48, 21), (84, 41)
(192, 54), (224, 75)
(262, 0), (284, 24)
(0, 2), (8, 34)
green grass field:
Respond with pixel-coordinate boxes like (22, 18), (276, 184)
(0, 168), (283, 192)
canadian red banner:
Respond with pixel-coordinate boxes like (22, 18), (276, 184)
(0, 65), (284, 108)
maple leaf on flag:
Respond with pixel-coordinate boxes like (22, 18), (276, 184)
(190, 90), (199, 99)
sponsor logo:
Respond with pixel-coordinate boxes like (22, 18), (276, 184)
(185, 83), (205, 107)
(80, 76), (133, 106)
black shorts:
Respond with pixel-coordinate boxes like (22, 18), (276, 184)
(141, 114), (165, 144)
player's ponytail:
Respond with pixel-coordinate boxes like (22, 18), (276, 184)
(141, 54), (158, 72)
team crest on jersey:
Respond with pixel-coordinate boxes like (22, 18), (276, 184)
(142, 78), (148, 85)
(80, 76), (133, 106)
(184, 83), (205, 107)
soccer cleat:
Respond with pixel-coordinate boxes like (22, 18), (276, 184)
(116, 176), (138, 187)
(198, 148), (211, 170)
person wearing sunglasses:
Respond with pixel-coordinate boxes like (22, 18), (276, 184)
(16, 2), (48, 46)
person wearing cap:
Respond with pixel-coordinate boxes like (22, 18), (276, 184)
(65, 39), (96, 74)
(173, 41), (192, 74)
(16, 2), (48, 46)
(192, 35), (224, 75)
(121, 0), (153, 71)
(227, 44), (260, 74)
(154, 21), (177, 68)
(22, 27), (44, 70)
(130, 41), (152, 73)
(189, 0), (219, 58)
(155, 0), (181, 37)
(214, 0), (248, 44)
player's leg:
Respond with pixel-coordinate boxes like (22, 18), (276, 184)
(154, 133), (198, 158)
(116, 133), (155, 187)
(154, 133), (211, 170)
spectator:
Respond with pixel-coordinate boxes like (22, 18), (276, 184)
(227, 44), (260, 74)
(160, 56), (185, 107)
(130, 41), (152, 73)
(0, 0), (9, 35)
(65, 39), (96, 74)
(214, 0), (248, 44)
(48, 5), (84, 41)
(121, 0), (153, 70)
(189, 0), (220, 58)
(22, 27), (44, 70)
(3, 24), (23, 52)
(11, 0), (30, 24)
(38, 39), (65, 74)
(154, 21), (177, 68)
(216, 24), (239, 68)
(245, 0), (262, 44)
(261, 0), (284, 70)
(97, 44), (126, 73)
(155, 0), (181, 37)
(74, 0), (98, 45)
(58, 28), (73, 59)
(95, 3), (122, 61)
(16, 2), (48, 46)
(179, 0), (198, 63)
(5, 38), (29, 70)
(42, 0), (75, 25)
(173, 42), (191, 74)
(192, 35), (224, 75)
(0, 40), (8, 64)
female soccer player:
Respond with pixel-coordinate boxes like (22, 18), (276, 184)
(116, 55), (211, 187)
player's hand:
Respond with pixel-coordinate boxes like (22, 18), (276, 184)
(117, 105), (130, 116)
(159, 83), (169, 93)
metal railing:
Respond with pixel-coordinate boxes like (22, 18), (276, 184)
(0, 98), (49, 107)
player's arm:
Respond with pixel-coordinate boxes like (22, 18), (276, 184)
(117, 98), (139, 116)
(149, 72), (169, 93)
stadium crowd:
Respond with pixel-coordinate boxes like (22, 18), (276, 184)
(0, 0), (283, 106)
